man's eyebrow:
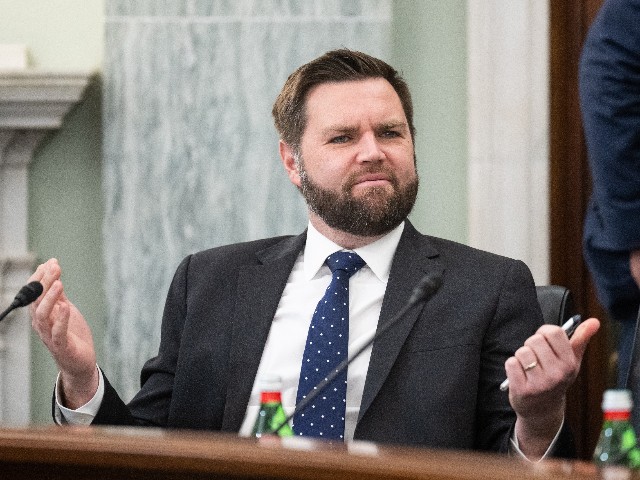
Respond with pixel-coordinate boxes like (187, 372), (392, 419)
(376, 121), (408, 131)
(321, 121), (408, 137)
(321, 125), (358, 137)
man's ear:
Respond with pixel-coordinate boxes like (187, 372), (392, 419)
(280, 141), (302, 187)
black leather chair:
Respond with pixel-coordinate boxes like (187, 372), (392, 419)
(536, 285), (576, 326)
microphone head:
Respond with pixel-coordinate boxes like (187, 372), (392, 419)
(14, 281), (44, 307)
(409, 273), (443, 304)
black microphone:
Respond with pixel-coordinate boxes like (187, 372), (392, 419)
(0, 281), (43, 322)
(274, 272), (443, 434)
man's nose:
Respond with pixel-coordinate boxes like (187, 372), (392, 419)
(355, 133), (385, 163)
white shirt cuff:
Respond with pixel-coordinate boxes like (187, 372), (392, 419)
(53, 366), (105, 425)
(510, 417), (564, 462)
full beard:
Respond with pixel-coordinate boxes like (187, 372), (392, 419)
(297, 162), (419, 237)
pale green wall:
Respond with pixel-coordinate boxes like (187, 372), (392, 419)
(393, 0), (468, 242)
(0, 0), (103, 70)
(0, 0), (105, 424)
(0, 0), (467, 424)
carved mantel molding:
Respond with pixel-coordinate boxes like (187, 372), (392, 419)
(0, 70), (91, 424)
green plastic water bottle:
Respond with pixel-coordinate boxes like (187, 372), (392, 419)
(251, 375), (293, 438)
(593, 389), (640, 475)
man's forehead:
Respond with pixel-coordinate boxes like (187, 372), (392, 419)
(304, 79), (406, 124)
(305, 77), (398, 102)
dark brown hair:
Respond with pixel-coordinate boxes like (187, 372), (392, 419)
(272, 49), (415, 150)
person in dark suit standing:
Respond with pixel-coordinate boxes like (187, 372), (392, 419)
(579, 0), (640, 387)
(30, 49), (599, 460)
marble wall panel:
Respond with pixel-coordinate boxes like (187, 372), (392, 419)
(104, 0), (391, 400)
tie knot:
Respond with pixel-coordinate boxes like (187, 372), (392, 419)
(326, 251), (365, 276)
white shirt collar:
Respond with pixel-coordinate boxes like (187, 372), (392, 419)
(303, 221), (405, 282)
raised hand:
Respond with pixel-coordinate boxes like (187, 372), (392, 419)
(29, 258), (99, 409)
(505, 318), (600, 459)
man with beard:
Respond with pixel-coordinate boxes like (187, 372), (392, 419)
(30, 50), (599, 461)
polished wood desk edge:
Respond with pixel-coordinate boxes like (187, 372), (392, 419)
(0, 426), (623, 480)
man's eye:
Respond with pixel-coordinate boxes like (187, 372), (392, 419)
(330, 135), (350, 144)
(381, 130), (400, 138)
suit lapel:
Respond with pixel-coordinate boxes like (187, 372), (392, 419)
(221, 233), (306, 431)
(358, 222), (444, 423)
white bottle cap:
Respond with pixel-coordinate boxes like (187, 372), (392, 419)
(602, 389), (633, 411)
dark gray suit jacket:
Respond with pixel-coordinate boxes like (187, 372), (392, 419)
(92, 221), (573, 455)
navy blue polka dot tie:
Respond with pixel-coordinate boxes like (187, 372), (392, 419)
(293, 251), (365, 440)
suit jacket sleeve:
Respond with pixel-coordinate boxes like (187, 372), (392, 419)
(475, 259), (542, 453)
(580, 0), (640, 252)
(478, 259), (574, 458)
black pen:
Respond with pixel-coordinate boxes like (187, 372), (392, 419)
(499, 314), (582, 392)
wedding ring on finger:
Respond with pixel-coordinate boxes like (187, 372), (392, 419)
(524, 361), (538, 371)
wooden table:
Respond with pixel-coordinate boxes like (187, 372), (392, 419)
(0, 426), (633, 479)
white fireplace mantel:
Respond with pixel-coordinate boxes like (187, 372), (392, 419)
(0, 70), (91, 425)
